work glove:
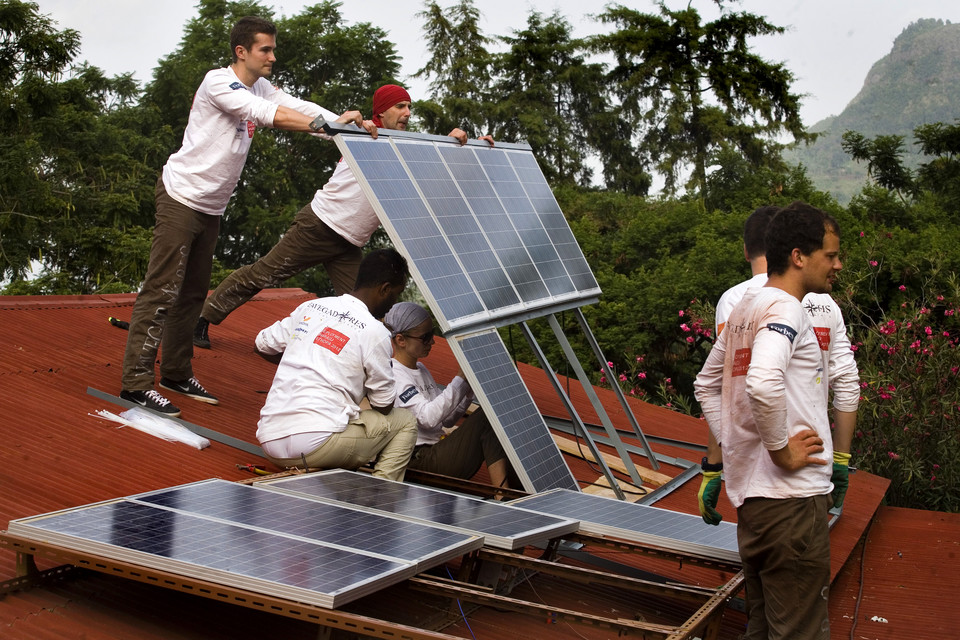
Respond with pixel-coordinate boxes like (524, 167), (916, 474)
(697, 467), (723, 526)
(831, 451), (851, 509)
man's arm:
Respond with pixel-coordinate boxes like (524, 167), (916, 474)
(273, 107), (378, 137)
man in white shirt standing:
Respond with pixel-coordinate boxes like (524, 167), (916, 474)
(694, 201), (853, 640)
(193, 84), (494, 349)
(119, 16), (377, 417)
(254, 248), (417, 481)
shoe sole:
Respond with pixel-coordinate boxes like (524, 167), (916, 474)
(159, 381), (220, 405)
(193, 339), (211, 349)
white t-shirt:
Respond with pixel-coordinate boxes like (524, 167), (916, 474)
(163, 66), (336, 215)
(392, 361), (473, 446)
(255, 294), (396, 446)
(310, 161), (381, 247)
(715, 274), (860, 412)
(694, 287), (833, 508)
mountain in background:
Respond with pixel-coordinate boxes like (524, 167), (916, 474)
(785, 18), (960, 203)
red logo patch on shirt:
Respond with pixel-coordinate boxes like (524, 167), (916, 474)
(246, 121), (255, 138)
(732, 348), (752, 377)
(814, 326), (831, 351)
(314, 327), (349, 354)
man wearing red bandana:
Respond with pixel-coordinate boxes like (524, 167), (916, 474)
(194, 84), (494, 350)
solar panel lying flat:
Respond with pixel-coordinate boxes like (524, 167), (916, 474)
(8, 481), (482, 608)
(335, 133), (601, 333)
(132, 479), (473, 569)
(449, 329), (579, 493)
(508, 489), (740, 563)
(258, 469), (579, 550)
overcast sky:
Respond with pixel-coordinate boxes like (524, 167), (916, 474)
(33, 0), (960, 127)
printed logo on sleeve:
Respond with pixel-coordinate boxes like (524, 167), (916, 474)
(399, 386), (419, 403)
(246, 121), (255, 138)
(814, 326), (831, 351)
(732, 348), (752, 377)
(314, 327), (350, 354)
(765, 323), (797, 343)
(229, 82), (244, 90)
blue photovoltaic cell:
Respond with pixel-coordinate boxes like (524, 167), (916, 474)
(11, 500), (411, 602)
(132, 479), (475, 565)
(395, 141), (521, 312)
(344, 138), (484, 323)
(509, 489), (740, 562)
(451, 330), (578, 493)
(506, 152), (599, 294)
(258, 470), (579, 549)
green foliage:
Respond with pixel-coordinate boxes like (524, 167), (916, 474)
(588, 2), (812, 195)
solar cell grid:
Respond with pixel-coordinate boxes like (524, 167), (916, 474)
(8, 500), (413, 607)
(131, 479), (473, 565)
(451, 331), (579, 493)
(258, 470), (579, 549)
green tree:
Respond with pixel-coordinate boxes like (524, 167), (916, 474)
(491, 11), (605, 187)
(589, 2), (811, 195)
(412, 0), (495, 138)
(0, 0), (167, 293)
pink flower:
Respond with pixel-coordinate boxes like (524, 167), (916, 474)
(599, 376), (607, 384)
(619, 374), (627, 382)
(925, 326), (933, 336)
(606, 361), (613, 367)
(850, 344), (858, 351)
(899, 285), (906, 292)
(635, 356), (643, 362)
(859, 231), (865, 237)
(888, 452), (900, 460)
(938, 295), (944, 301)
(637, 372), (647, 379)
(680, 323), (691, 332)
(870, 260), (878, 267)
(678, 310), (685, 317)
(686, 336), (695, 343)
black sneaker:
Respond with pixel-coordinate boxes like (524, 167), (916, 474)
(159, 376), (219, 405)
(120, 389), (182, 417)
(193, 317), (211, 349)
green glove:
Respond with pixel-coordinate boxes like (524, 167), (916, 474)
(697, 469), (723, 526)
(831, 451), (851, 509)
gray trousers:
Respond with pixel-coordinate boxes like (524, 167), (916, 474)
(201, 203), (363, 325)
(121, 178), (219, 391)
(737, 493), (832, 640)
(407, 410), (509, 483)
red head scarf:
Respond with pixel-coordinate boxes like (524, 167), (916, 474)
(371, 84), (411, 127)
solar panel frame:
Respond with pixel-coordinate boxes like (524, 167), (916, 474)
(508, 489), (741, 563)
(256, 469), (580, 550)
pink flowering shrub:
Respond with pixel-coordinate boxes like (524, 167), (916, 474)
(836, 248), (960, 512)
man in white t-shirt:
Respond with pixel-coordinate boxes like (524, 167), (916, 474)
(254, 249), (417, 481)
(119, 16), (377, 417)
(694, 201), (854, 639)
(193, 84), (495, 349)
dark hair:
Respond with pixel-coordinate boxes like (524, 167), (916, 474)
(230, 17), (276, 62)
(765, 201), (839, 276)
(743, 205), (781, 259)
(354, 249), (409, 290)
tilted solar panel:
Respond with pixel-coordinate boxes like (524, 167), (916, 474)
(334, 133), (601, 333)
(448, 329), (579, 493)
(508, 489), (740, 563)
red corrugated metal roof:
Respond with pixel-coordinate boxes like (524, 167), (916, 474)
(0, 289), (947, 639)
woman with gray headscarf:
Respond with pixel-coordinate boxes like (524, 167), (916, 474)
(384, 302), (514, 490)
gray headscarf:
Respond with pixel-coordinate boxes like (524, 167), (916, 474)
(383, 302), (431, 338)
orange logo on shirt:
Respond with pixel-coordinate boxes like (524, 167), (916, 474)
(814, 326), (831, 351)
(314, 327), (349, 354)
(732, 348), (752, 377)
